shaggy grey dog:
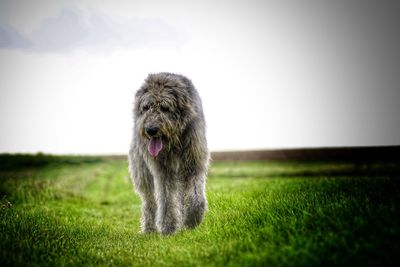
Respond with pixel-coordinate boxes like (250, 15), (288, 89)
(128, 72), (209, 235)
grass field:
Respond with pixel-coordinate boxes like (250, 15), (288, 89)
(1, 154), (399, 267)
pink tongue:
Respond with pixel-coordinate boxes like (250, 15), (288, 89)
(148, 138), (163, 157)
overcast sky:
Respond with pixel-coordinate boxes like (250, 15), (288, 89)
(1, 0), (399, 154)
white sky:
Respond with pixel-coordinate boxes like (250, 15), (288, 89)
(1, 0), (399, 154)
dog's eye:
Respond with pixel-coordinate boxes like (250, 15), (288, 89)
(142, 105), (150, 112)
(160, 106), (170, 113)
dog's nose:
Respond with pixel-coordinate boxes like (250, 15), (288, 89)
(145, 126), (159, 137)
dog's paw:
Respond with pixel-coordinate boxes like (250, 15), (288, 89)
(184, 200), (206, 229)
(160, 225), (177, 235)
(141, 227), (157, 234)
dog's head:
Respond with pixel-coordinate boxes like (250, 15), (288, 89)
(133, 73), (197, 157)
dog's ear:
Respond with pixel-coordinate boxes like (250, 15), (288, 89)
(133, 87), (146, 117)
(135, 83), (148, 98)
(181, 100), (197, 120)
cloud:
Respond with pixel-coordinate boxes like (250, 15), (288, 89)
(0, 6), (185, 53)
(0, 24), (32, 49)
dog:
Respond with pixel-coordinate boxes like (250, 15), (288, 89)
(128, 72), (209, 235)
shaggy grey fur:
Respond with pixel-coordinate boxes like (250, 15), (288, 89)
(128, 73), (209, 235)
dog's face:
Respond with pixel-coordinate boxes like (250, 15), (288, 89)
(134, 73), (196, 157)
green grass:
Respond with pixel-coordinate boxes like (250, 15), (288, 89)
(1, 155), (399, 267)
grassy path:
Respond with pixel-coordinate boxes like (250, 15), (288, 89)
(1, 156), (399, 266)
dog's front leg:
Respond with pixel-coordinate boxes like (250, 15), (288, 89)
(140, 193), (157, 233)
(154, 178), (182, 235)
(184, 173), (207, 228)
